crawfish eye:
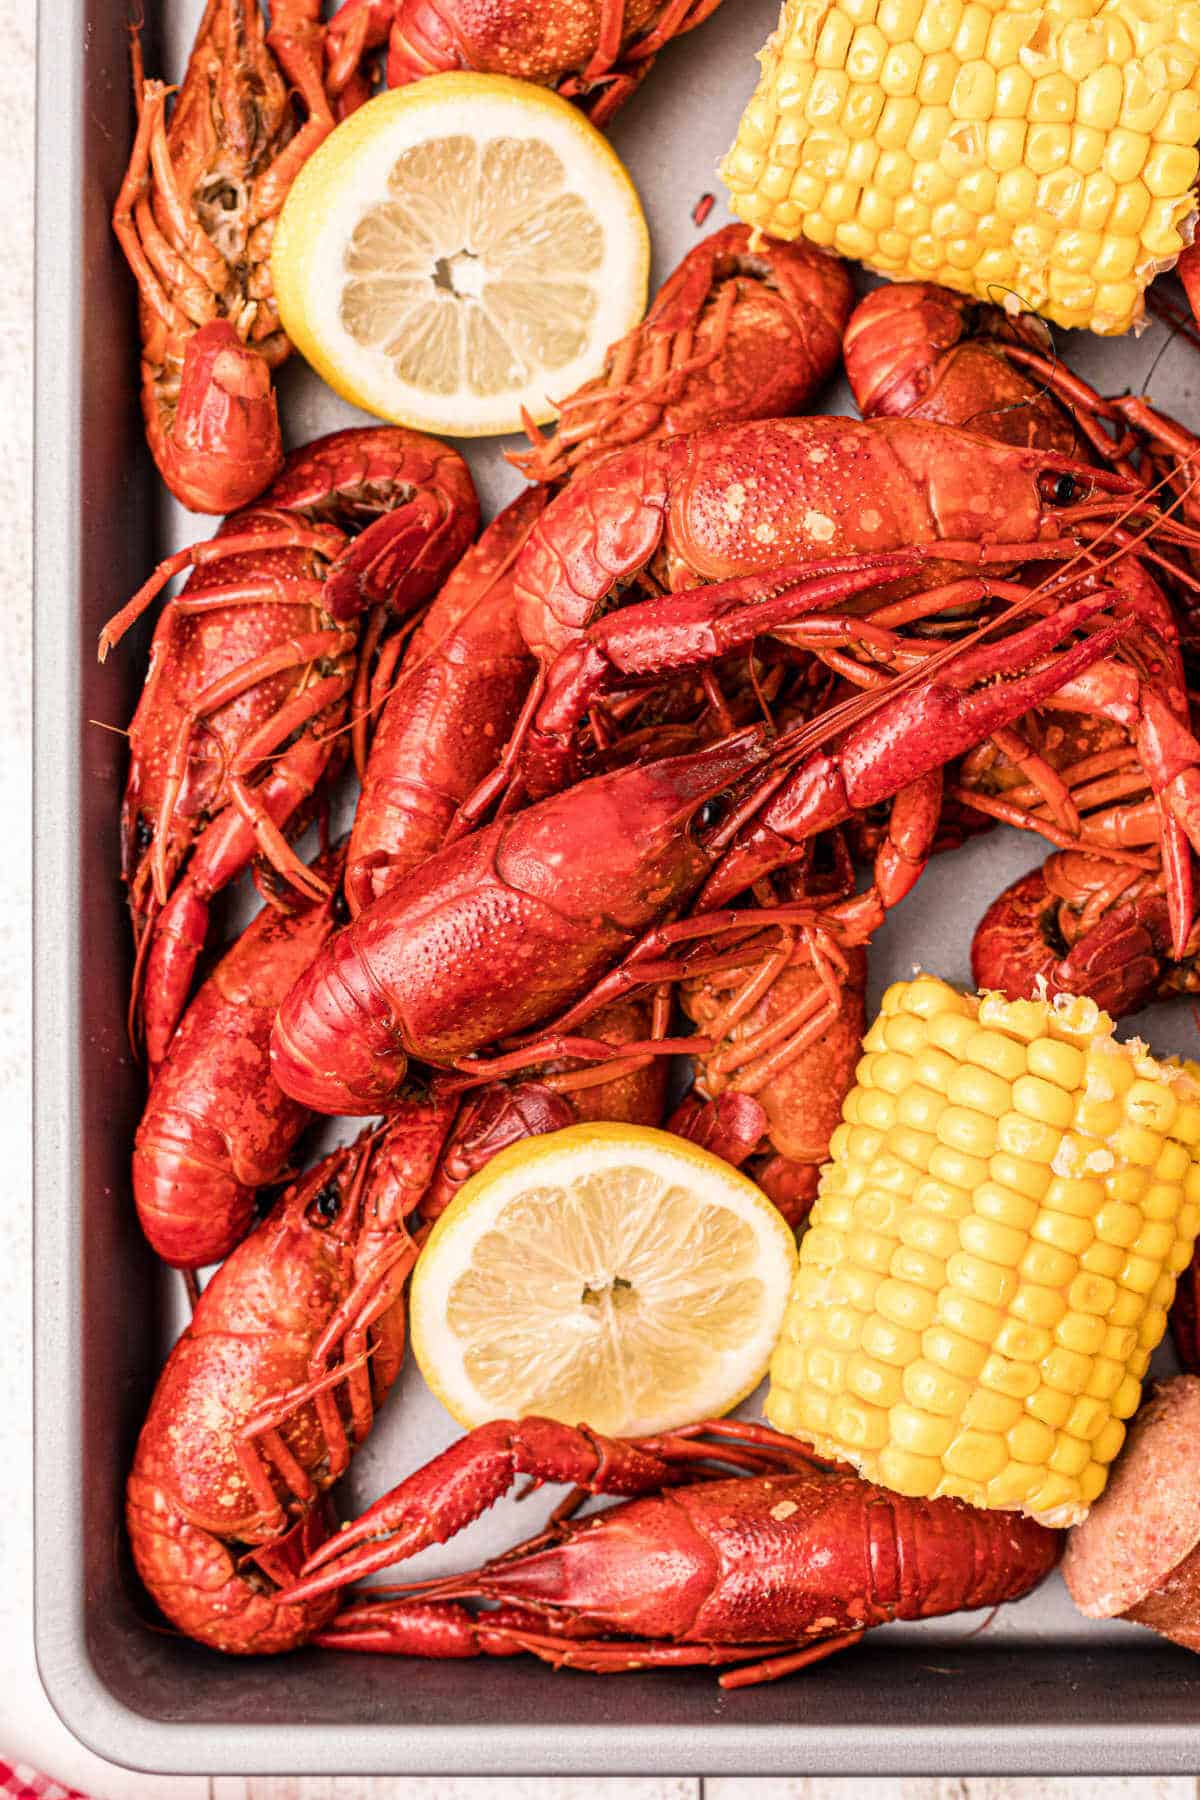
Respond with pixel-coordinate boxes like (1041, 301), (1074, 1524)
(1041, 471), (1080, 507)
(307, 1181), (343, 1226)
(695, 798), (723, 830)
(331, 888), (351, 926)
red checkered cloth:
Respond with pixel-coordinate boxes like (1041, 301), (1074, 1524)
(0, 1763), (93, 1800)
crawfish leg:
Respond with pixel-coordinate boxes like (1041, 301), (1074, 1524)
(254, 12), (336, 224)
(137, 80), (230, 313)
(718, 1631), (867, 1689)
(232, 1350), (379, 1537)
(137, 723), (338, 1060)
(111, 82), (196, 333)
(150, 636), (353, 903)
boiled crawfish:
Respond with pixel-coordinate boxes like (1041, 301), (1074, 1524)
(280, 1417), (1060, 1686)
(100, 425), (477, 1056)
(126, 1119), (447, 1653)
(325, 0), (725, 125)
(113, 2), (335, 512)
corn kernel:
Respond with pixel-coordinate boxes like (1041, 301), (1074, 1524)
(1026, 1385), (1073, 1428)
(980, 1353), (1039, 1400)
(879, 1445), (944, 1495)
(957, 1218), (1027, 1273)
(938, 1104), (999, 1156)
(1010, 1283), (1068, 1330)
(928, 1008), (980, 1060)
(861, 1314), (922, 1366)
(998, 1112), (1061, 1163)
(953, 4), (989, 63)
(847, 1351), (903, 1407)
(1113, 1373), (1144, 1418)
(929, 1145), (991, 1192)
(1045, 1176), (1105, 1220)
(1119, 1254), (1160, 1295)
(961, 1387), (1023, 1432)
(984, 1461), (1046, 1508)
(990, 1152), (1052, 1201)
(1055, 1311), (1106, 1356)
(943, 1430), (1008, 1483)
(1008, 1417), (1056, 1464)
(1013, 1074), (1075, 1129)
(913, 0), (958, 56)
(831, 1396), (892, 1449)
(995, 1317), (1053, 1362)
(938, 1288), (1004, 1343)
(1030, 72), (1077, 124)
(1028, 1039), (1086, 1091)
(1021, 1241), (1078, 1287)
(1092, 1417), (1127, 1465)
(897, 1084), (948, 1133)
(924, 1324), (988, 1379)
(877, 1276), (937, 1332)
(901, 1357), (970, 1415)
(891, 1404), (956, 1457)
(1031, 1209), (1094, 1256)
(1079, 1461), (1111, 1505)
(1049, 1432), (1091, 1478)
(948, 1064), (1011, 1117)
(974, 1181), (1038, 1231)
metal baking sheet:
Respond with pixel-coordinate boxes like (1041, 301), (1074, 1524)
(31, 0), (1200, 1775)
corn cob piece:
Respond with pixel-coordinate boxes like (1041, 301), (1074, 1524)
(721, 0), (1200, 336)
(767, 976), (1200, 1524)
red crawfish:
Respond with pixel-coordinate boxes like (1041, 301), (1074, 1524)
(132, 844), (345, 1269)
(99, 426), (477, 1054)
(324, 0), (725, 125)
(279, 1417), (1060, 1686)
(112, 1), (336, 512)
(344, 225), (854, 916)
(271, 567), (1129, 1116)
(508, 414), (1200, 939)
(840, 286), (1200, 1015)
(965, 687), (1198, 1012)
(126, 1115), (453, 1654)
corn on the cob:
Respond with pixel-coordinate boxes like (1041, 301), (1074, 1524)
(721, 0), (1200, 336)
(767, 976), (1200, 1524)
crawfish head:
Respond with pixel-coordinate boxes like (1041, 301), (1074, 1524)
(971, 862), (1172, 1017)
(513, 416), (1130, 661)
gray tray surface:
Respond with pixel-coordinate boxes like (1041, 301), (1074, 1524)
(32, 0), (1200, 1774)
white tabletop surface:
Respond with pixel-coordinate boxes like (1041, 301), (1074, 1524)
(6, 0), (1200, 1794)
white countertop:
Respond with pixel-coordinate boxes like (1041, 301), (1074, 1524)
(4, 0), (1200, 1793)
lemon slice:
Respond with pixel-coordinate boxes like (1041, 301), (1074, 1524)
(410, 1123), (797, 1438)
(271, 74), (650, 437)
